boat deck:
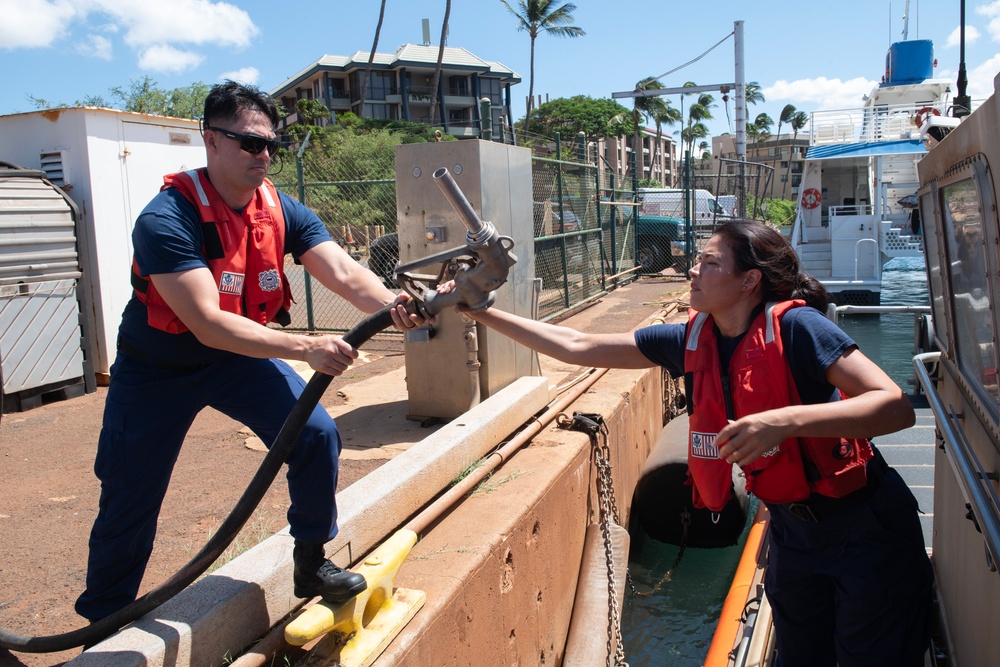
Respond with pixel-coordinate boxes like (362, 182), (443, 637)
(876, 403), (936, 551)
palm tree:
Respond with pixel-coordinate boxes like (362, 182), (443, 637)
(744, 81), (765, 107)
(358, 0), (388, 116)
(681, 122), (709, 162)
(500, 0), (585, 132)
(745, 121), (761, 161)
(722, 80), (764, 131)
(631, 76), (668, 182)
(428, 0), (452, 126)
(684, 92), (715, 156)
(650, 103), (682, 185)
(698, 140), (713, 167)
(783, 110), (809, 199)
(769, 104), (797, 197)
(752, 112), (773, 162)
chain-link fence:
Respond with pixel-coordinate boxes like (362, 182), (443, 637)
(269, 132), (399, 332)
(269, 130), (652, 331)
(690, 157), (775, 222)
(532, 147), (614, 320)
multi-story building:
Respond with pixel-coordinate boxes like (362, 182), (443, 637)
(592, 127), (677, 187)
(270, 44), (520, 140)
(699, 133), (810, 200)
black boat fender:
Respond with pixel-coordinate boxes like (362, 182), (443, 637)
(630, 414), (750, 548)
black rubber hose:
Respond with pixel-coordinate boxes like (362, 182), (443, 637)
(0, 306), (397, 653)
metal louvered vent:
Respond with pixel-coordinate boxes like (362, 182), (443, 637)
(39, 149), (70, 188)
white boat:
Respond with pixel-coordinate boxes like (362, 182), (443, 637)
(790, 38), (958, 305)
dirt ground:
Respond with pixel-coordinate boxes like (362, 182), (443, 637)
(0, 335), (411, 667)
(0, 276), (690, 667)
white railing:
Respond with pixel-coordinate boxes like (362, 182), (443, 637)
(855, 238), (879, 280)
(810, 101), (947, 146)
(830, 204), (874, 217)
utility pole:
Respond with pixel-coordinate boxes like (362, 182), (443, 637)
(734, 21), (747, 216)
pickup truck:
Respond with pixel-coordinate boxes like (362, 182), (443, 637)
(636, 215), (691, 273)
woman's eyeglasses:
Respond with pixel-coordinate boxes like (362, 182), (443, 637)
(205, 125), (281, 155)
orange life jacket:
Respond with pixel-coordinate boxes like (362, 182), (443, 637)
(131, 168), (292, 334)
(683, 301), (873, 511)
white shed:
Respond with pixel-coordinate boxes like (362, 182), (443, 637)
(0, 107), (206, 377)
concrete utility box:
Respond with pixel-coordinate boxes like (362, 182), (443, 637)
(0, 162), (97, 411)
(396, 140), (538, 420)
(0, 108), (206, 377)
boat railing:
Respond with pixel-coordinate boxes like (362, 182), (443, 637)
(810, 102), (945, 146)
(854, 239), (879, 280)
(830, 204), (874, 217)
(914, 351), (1000, 573)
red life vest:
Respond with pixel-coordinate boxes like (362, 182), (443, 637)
(683, 301), (873, 511)
(131, 168), (292, 334)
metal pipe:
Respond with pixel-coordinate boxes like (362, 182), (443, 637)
(463, 318), (481, 408)
(404, 366), (610, 536)
(432, 167), (484, 236)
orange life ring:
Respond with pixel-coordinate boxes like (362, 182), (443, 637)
(915, 106), (941, 127)
(801, 188), (822, 210)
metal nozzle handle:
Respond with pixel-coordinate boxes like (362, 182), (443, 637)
(433, 167), (485, 235)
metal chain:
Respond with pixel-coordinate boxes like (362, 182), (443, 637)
(635, 509), (690, 597)
(562, 412), (628, 667)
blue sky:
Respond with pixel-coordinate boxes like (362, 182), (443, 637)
(2, 0), (999, 140)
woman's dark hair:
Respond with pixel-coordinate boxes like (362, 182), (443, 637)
(203, 80), (279, 129)
(713, 219), (829, 312)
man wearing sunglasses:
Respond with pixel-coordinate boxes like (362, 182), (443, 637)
(75, 81), (427, 623)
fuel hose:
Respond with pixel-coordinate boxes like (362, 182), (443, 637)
(0, 306), (398, 653)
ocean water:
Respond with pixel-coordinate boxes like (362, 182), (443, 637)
(621, 257), (928, 665)
(838, 256), (930, 391)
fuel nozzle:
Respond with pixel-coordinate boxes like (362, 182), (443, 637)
(394, 167), (517, 317)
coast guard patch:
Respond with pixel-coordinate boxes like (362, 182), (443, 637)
(258, 269), (281, 292)
(219, 271), (244, 295)
(690, 431), (719, 459)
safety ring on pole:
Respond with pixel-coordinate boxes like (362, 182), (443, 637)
(801, 188), (822, 210)
(915, 106), (941, 127)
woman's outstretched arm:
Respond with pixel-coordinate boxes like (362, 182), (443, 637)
(463, 306), (656, 369)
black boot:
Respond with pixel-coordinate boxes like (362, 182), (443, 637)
(292, 540), (367, 604)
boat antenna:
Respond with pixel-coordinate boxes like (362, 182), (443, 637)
(902, 0), (910, 40)
(955, 0), (971, 117)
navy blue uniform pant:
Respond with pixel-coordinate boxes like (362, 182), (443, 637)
(765, 465), (934, 667)
(75, 352), (342, 621)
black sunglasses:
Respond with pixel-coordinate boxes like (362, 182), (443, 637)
(205, 125), (281, 155)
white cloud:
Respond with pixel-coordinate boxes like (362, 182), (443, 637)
(966, 53), (1000, 99)
(977, 1), (1000, 18)
(219, 67), (260, 85)
(0, 0), (77, 49)
(78, 34), (113, 60)
(94, 0), (259, 49)
(138, 44), (205, 73)
(976, 1), (1000, 41)
(764, 77), (876, 112)
(946, 25), (981, 48)
(0, 0), (259, 74)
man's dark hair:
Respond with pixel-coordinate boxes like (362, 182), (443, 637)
(203, 80), (279, 129)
